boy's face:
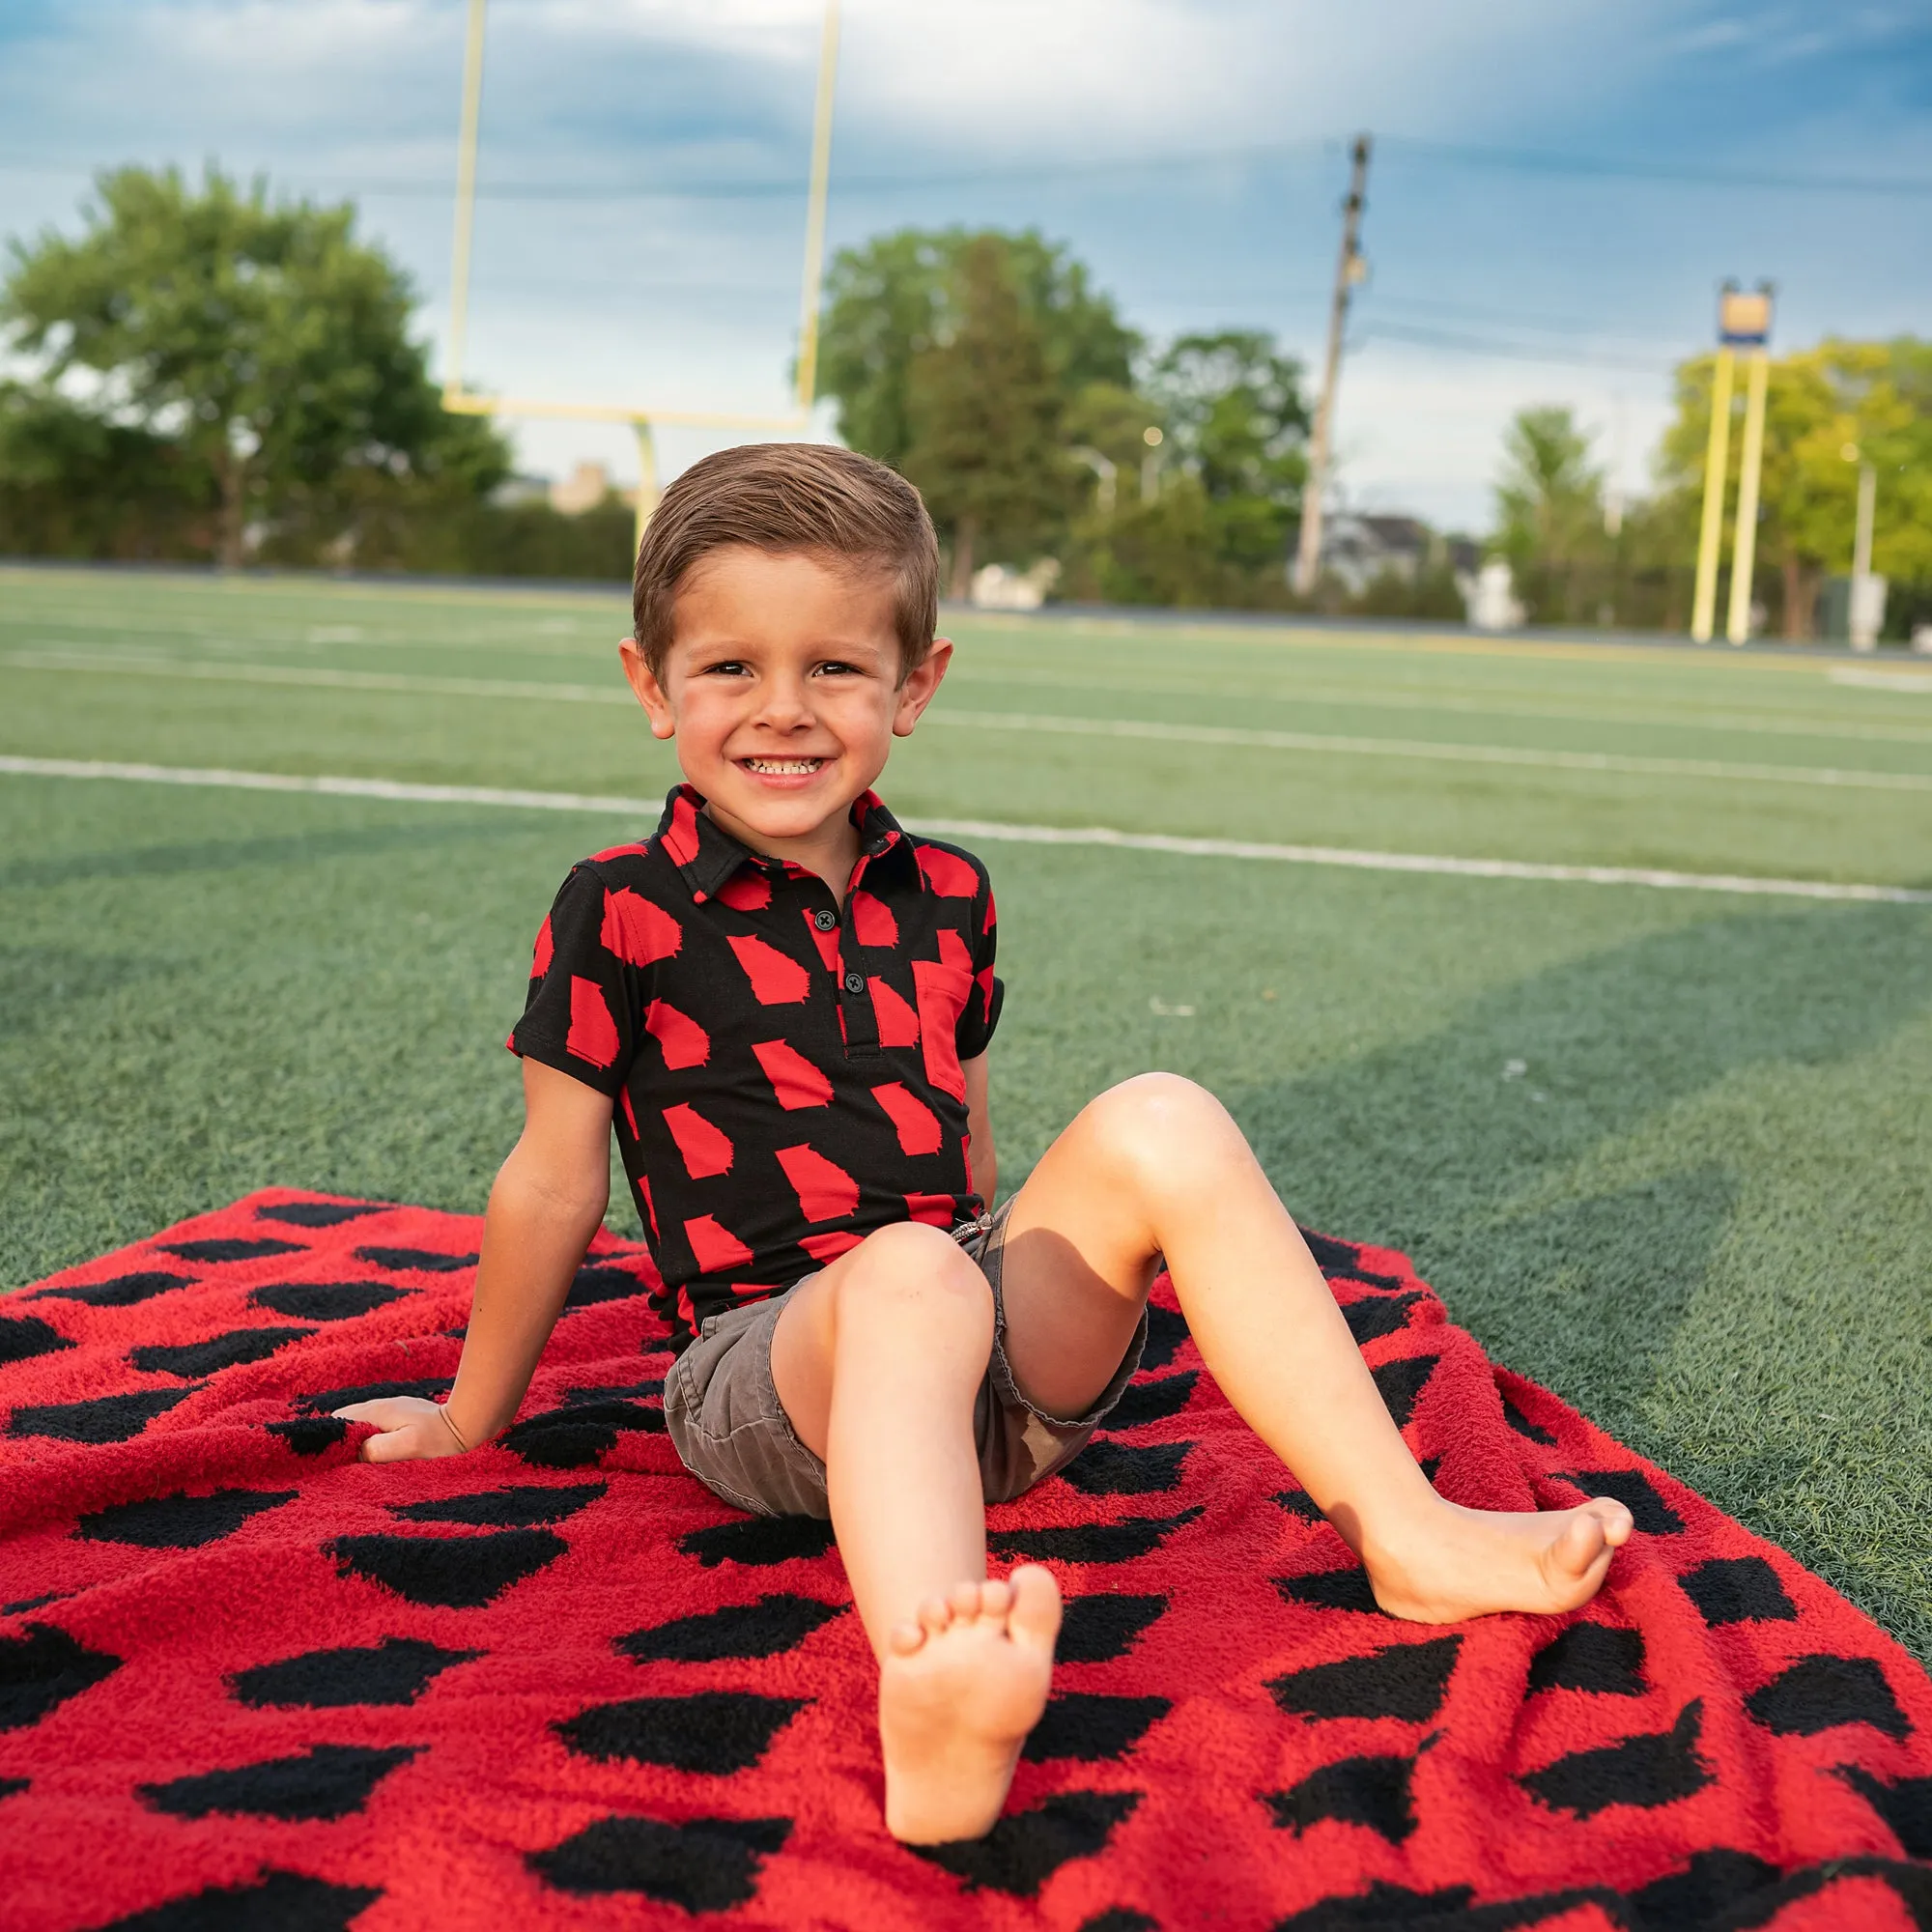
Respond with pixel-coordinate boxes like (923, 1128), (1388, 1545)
(619, 546), (950, 854)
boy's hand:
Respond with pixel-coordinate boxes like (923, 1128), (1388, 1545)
(332, 1396), (471, 1463)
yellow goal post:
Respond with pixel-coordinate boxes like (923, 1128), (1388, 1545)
(440, 0), (842, 559)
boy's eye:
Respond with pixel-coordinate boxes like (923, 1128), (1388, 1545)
(813, 660), (863, 677)
(699, 660), (750, 677)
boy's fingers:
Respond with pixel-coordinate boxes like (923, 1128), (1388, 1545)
(358, 1426), (425, 1464)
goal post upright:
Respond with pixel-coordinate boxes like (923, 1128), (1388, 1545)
(440, 0), (842, 558)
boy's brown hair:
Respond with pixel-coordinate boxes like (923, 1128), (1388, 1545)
(631, 442), (939, 682)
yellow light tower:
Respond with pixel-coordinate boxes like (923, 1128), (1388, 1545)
(440, 0), (842, 563)
(1690, 281), (1774, 645)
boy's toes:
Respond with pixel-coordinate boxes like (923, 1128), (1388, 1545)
(888, 1618), (927, 1657)
(980, 1577), (1013, 1618)
(948, 1580), (982, 1621)
(917, 1594), (952, 1637)
(1007, 1565), (1063, 1650)
(1590, 1498), (1634, 1547)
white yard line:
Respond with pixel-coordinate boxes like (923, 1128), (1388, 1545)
(4, 754), (1926, 905)
(1830, 667), (1932, 695)
(930, 709), (1932, 793)
(9, 649), (1932, 792)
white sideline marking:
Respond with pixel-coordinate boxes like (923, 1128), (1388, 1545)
(930, 708), (1932, 794)
(9, 649), (1932, 793)
(3, 754), (1927, 905)
(1830, 667), (1932, 694)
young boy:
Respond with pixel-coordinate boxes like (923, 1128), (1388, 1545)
(337, 443), (1633, 1846)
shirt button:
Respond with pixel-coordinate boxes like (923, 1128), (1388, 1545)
(843, 971), (866, 994)
(812, 909), (838, 931)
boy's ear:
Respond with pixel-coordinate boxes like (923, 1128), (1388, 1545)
(893, 637), (952, 738)
(619, 639), (677, 741)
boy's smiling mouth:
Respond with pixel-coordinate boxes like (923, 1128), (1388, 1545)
(741, 755), (828, 776)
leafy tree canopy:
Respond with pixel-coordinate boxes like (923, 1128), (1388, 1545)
(817, 226), (1138, 472)
(901, 236), (1070, 594)
(2, 164), (507, 565)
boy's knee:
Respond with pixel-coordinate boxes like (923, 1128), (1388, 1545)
(1085, 1072), (1237, 1186)
(831, 1221), (991, 1333)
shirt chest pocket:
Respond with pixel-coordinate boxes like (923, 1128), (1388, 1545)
(909, 956), (972, 1102)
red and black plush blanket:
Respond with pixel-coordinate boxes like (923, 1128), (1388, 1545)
(2, 1190), (1928, 1930)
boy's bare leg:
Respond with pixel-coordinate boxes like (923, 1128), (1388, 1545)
(770, 1221), (1061, 1843)
(997, 1075), (1634, 1621)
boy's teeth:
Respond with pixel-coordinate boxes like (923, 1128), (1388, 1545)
(746, 757), (823, 774)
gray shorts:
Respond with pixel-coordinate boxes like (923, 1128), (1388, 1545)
(662, 1200), (1150, 1519)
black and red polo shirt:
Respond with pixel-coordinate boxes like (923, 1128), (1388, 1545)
(511, 783), (1003, 1351)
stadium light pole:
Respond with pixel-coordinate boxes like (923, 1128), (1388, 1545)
(1293, 133), (1371, 598)
(439, 0), (842, 557)
(1722, 282), (1775, 647)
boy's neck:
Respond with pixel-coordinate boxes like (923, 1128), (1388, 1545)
(701, 795), (867, 903)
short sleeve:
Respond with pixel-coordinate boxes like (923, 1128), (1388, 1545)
(509, 864), (639, 1096)
(953, 870), (1003, 1063)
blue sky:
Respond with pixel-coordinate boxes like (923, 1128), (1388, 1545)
(3, 0), (1928, 530)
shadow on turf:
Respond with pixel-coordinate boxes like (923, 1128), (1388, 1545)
(1232, 897), (1932, 1442)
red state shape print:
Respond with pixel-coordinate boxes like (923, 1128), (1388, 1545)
(684, 1214), (753, 1274)
(618, 1088), (639, 1139)
(799, 1230), (862, 1265)
(869, 1082), (944, 1156)
(848, 891), (897, 948)
(776, 1145), (862, 1223)
(644, 1000), (710, 1069)
(983, 889), (997, 933)
(753, 1038), (834, 1110)
(601, 887), (682, 966)
(530, 916), (554, 979)
(800, 908), (840, 973)
(916, 844), (980, 897)
(911, 956), (971, 1100)
(661, 791), (702, 868)
(727, 934), (812, 1005)
(904, 1191), (956, 1228)
(868, 977), (922, 1047)
(589, 839), (648, 863)
(663, 1103), (734, 1179)
(566, 977), (620, 1069)
(638, 1169), (660, 1240)
(716, 870), (773, 912)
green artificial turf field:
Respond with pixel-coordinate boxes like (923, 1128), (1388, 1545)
(3, 565), (1929, 1660)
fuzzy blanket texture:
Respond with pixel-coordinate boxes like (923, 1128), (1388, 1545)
(1, 1190), (1929, 1931)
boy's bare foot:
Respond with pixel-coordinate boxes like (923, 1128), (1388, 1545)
(877, 1564), (1061, 1845)
(1362, 1497), (1635, 1624)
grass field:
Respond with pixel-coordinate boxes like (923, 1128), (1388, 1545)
(4, 564), (1929, 1662)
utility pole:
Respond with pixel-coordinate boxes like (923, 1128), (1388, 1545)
(1293, 133), (1371, 597)
(1689, 348), (1735, 642)
(1723, 285), (1774, 646)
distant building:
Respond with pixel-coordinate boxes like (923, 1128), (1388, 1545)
(490, 473), (551, 508)
(1320, 513), (1433, 596)
(551, 462), (614, 517)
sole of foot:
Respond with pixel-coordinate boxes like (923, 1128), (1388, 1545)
(1367, 1497), (1635, 1624)
(878, 1564), (1062, 1845)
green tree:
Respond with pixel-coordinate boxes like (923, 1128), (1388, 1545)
(817, 226), (1137, 472)
(901, 236), (1069, 595)
(1491, 405), (1608, 620)
(2, 165), (505, 566)
(1150, 330), (1308, 574)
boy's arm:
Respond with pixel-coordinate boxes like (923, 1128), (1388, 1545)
(963, 1052), (996, 1206)
(334, 1060), (612, 1461)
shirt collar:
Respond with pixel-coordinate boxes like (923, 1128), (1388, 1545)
(656, 783), (910, 902)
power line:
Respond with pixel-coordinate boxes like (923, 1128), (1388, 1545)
(1, 134), (1929, 204)
(1356, 320), (1678, 375)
